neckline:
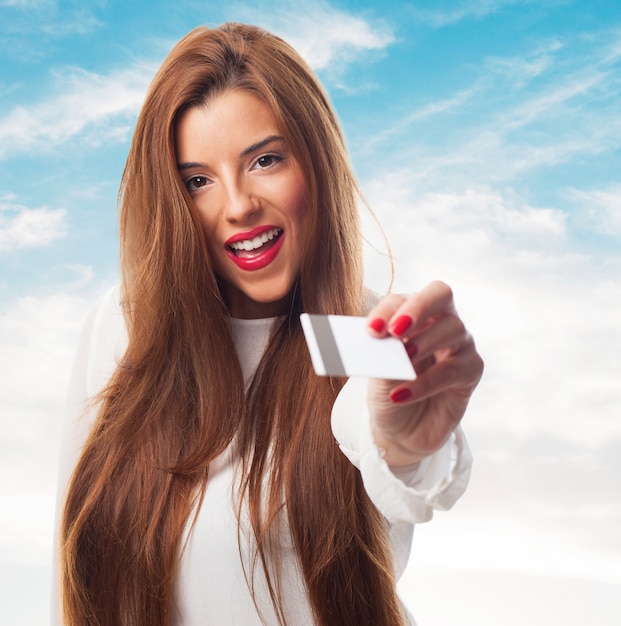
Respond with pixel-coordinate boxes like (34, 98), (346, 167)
(230, 316), (282, 324)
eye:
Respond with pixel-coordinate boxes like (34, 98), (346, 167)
(253, 153), (284, 170)
(185, 175), (210, 192)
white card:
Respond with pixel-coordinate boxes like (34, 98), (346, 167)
(300, 314), (416, 380)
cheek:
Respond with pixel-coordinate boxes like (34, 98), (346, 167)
(288, 198), (311, 274)
(193, 205), (221, 255)
(286, 180), (309, 231)
(193, 200), (214, 231)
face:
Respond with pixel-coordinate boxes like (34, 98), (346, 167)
(175, 90), (309, 319)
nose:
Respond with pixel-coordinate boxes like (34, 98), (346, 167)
(221, 175), (259, 223)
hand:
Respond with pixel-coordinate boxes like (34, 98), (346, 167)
(366, 281), (484, 466)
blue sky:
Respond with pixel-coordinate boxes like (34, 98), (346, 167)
(1, 1), (620, 625)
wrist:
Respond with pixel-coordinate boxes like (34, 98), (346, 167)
(371, 425), (427, 467)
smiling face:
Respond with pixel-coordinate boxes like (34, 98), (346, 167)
(175, 90), (309, 319)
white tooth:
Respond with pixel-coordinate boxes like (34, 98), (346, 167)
(230, 229), (281, 252)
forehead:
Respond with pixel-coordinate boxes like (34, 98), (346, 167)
(175, 90), (281, 152)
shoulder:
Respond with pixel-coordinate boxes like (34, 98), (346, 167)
(59, 285), (128, 453)
(79, 285), (128, 397)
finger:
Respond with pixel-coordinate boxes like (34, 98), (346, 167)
(387, 281), (457, 338)
(405, 313), (468, 364)
(366, 293), (407, 336)
(390, 342), (483, 404)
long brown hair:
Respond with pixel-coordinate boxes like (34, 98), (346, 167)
(61, 23), (406, 625)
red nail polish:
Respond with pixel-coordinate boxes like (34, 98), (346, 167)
(369, 318), (385, 333)
(391, 315), (412, 337)
(390, 388), (412, 404)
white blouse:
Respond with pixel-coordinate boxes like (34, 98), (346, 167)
(52, 286), (472, 625)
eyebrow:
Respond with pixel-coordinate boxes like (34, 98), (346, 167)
(177, 135), (285, 171)
(240, 134), (285, 157)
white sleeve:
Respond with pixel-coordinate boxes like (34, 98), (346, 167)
(50, 285), (128, 624)
(331, 377), (472, 525)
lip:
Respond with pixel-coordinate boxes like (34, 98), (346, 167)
(225, 225), (279, 246)
(225, 225), (284, 271)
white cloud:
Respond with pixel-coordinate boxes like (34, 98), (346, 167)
(277, 11), (393, 71)
(0, 63), (154, 158)
(403, 89), (477, 123)
(601, 27), (621, 63)
(363, 27), (621, 190)
(62, 263), (96, 289)
(0, 0), (53, 8)
(410, 0), (570, 27)
(378, 68), (616, 186)
(0, 198), (66, 250)
(499, 71), (607, 133)
(410, 513), (621, 584)
(0, 284), (110, 514)
(39, 10), (103, 37)
(0, 292), (91, 423)
(569, 185), (621, 237)
(0, 289), (100, 527)
(0, 0), (102, 37)
(403, 188), (567, 236)
(407, 131), (613, 189)
(484, 39), (564, 88)
(402, 563), (621, 626)
(230, 0), (394, 71)
(410, 0), (517, 27)
(367, 88), (479, 148)
(0, 288), (102, 624)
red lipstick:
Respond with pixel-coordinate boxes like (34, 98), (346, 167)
(225, 225), (284, 271)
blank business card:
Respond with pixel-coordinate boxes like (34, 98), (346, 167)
(300, 314), (416, 380)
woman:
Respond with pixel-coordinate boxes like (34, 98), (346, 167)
(55, 23), (483, 626)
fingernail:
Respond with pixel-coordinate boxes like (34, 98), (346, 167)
(368, 317), (385, 333)
(390, 315), (412, 337)
(406, 342), (418, 358)
(390, 388), (413, 404)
